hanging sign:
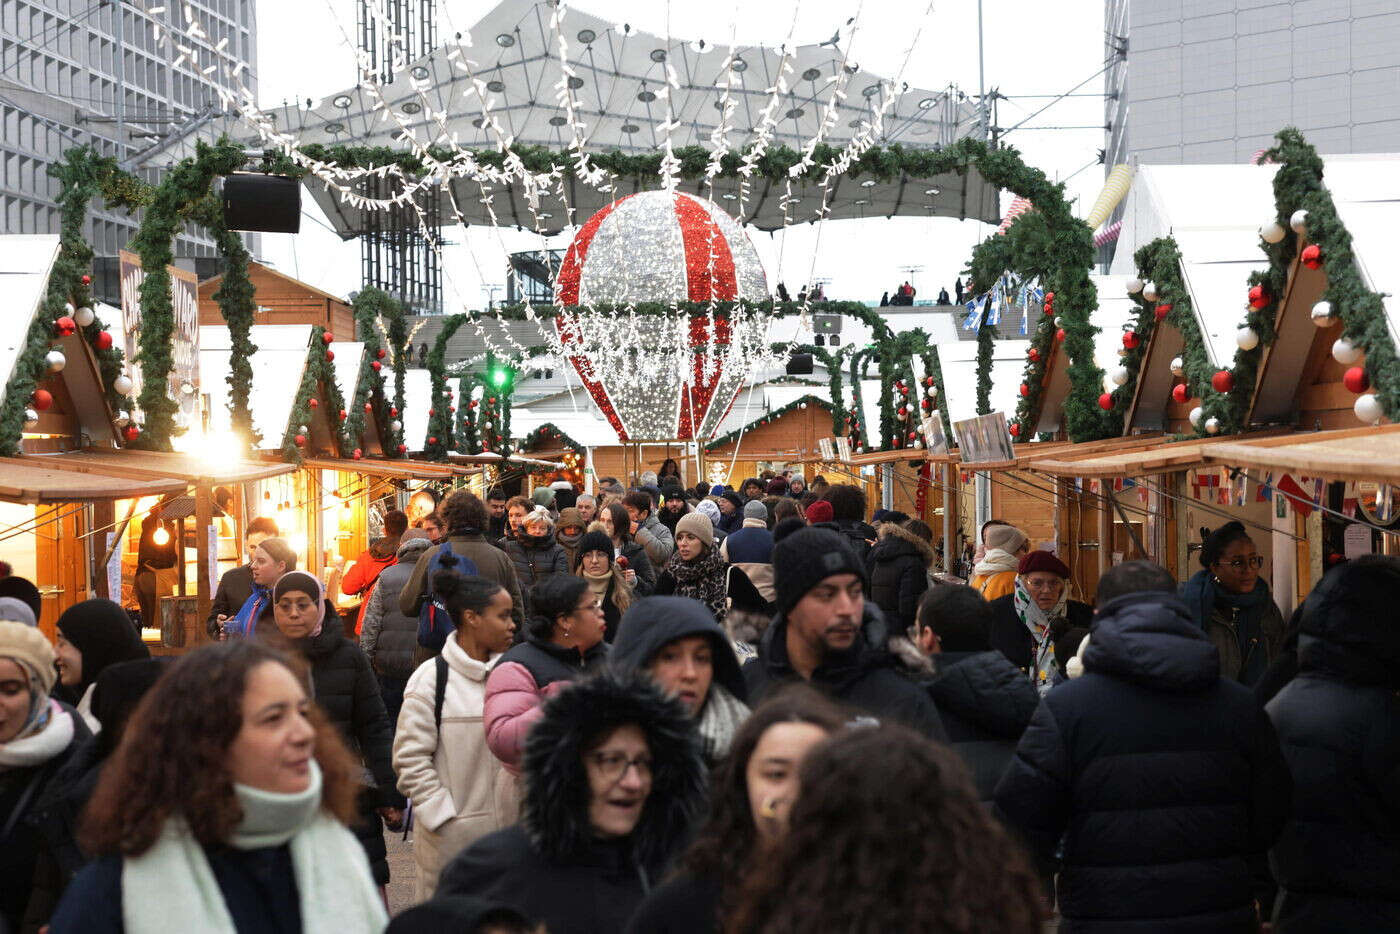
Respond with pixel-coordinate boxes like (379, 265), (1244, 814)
(921, 412), (949, 456)
(952, 411), (1015, 466)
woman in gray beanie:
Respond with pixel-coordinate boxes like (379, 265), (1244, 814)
(655, 513), (766, 627)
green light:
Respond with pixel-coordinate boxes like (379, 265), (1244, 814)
(490, 367), (508, 387)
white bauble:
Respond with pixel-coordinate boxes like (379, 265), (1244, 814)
(1054, 316), (1065, 328)
(1142, 281), (1159, 302)
(1188, 406), (1204, 428)
(1236, 327), (1260, 351)
(1126, 277), (1144, 294)
(1354, 393), (1383, 424)
(63, 302), (74, 316)
(1332, 337), (1363, 365)
(22, 408), (39, 429)
(1310, 301), (1335, 327)
(1170, 356), (1185, 376)
(926, 385), (937, 399)
(1289, 209), (1308, 234)
(180, 381), (195, 396)
(114, 410), (130, 427)
(799, 402), (807, 409)
(390, 419), (402, 432)
(1204, 417), (1221, 434)
(1110, 365), (1130, 386)
(482, 421), (492, 430)
(45, 350), (66, 372)
(298, 425), (309, 435)
(1259, 221), (1286, 244)
(74, 306), (96, 327)
(113, 375), (133, 395)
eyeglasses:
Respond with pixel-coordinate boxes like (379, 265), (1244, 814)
(1217, 555), (1264, 570)
(1024, 578), (1063, 591)
(574, 599), (603, 614)
(586, 751), (652, 783)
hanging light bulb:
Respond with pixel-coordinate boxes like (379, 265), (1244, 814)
(152, 526), (171, 546)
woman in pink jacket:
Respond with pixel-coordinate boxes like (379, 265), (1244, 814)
(482, 576), (609, 818)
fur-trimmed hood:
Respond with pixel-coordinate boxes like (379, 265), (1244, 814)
(873, 522), (935, 569)
(522, 672), (705, 869)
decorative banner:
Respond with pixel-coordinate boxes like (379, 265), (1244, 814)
(1085, 164), (1134, 231)
(119, 250), (201, 428)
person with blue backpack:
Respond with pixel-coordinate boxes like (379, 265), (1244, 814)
(398, 490), (525, 648)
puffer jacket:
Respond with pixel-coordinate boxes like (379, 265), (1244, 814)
(632, 514), (675, 569)
(483, 637), (610, 775)
(362, 536), (432, 680)
(502, 534), (571, 615)
(994, 592), (1291, 933)
(619, 540), (656, 595)
(439, 674), (705, 934)
(393, 635), (511, 901)
(866, 523), (934, 636)
(339, 536), (399, 635)
(1266, 560), (1400, 932)
(927, 650), (1038, 803)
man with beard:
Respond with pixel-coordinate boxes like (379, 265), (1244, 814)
(742, 527), (945, 740)
(486, 488), (508, 539)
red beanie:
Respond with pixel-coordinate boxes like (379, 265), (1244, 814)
(1019, 549), (1069, 578)
(805, 500), (834, 524)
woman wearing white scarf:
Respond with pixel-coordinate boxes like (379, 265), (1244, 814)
(0, 619), (90, 932)
(49, 641), (386, 934)
(987, 549), (1093, 696)
(969, 524), (1029, 601)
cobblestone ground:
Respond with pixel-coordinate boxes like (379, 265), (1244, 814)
(384, 826), (417, 917)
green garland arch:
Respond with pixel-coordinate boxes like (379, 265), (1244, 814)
(281, 326), (349, 463)
(346, 288), (406, 456)
(521, 422), (586, 457)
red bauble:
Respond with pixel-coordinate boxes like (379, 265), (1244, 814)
(294, 434), (306, 446)
(363, 402), (373, 412)
(1098, 392), (1114, 410)
(1028, 348), (1041, 363)
(321, 332), (334, 344)
(81, 274), (91, 285)
(396, 443), (407, 454)
(1055, 328), (1066, 342)
(921, 398), (931, 410)
(123, 425), (140, 441)
(924, 377), (934, 387)
(31, 389), (53, 411)
(1300, 244), (1323, 270)
(428, 436), (438, 445)
(488, 397), (496, 405)
(898, 406), (908, 418)
(93, 330), (113, 350)
(308, 398), (319, 408)
(54, 316), (76, 337)
(1211, 369), (1235, 393)
(1009, 423), (1021, 438)
(1247, 285), (1270, 309)
(1122, 332), (1140, 350)
(1019, 383), (1030, 397)
(371, 360), (382, 371)
(338, 409), (347, 420)
(907, 431), (917, 440)
(1344, 366), (1370, 393)
(376, 348), (387, 359)
(1044, 291), (1055, 302)
(900, 386), (909, 396)
(1155, 303), (1172, 321)
(468, 400), (477, 409)
(389, 407), (398, 417)
(428, 409), (435, 417)
(325, 350), (335, 362)
(352, 448), (363, 460)
(1172, 383), (1189, 403)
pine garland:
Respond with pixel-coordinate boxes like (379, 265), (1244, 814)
(423, 314), (470, 459)
(346, 289), (403, 456)
(280, 326), (349, 463)
(975, 320), (995, 416)
(522, 422), (586, 456)
(704, 394), (833, 450)
(188, 194), (259, 447)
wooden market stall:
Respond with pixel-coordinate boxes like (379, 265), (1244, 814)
(198, 261), (355, 335)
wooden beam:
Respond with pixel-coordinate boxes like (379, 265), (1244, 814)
(195, 483), (213, 642)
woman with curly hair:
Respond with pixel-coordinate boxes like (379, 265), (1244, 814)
(49, 641), (384, 933)
(728, 723), (1044, 934)
(624, 685), (845, 933)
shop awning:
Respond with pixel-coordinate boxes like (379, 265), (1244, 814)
(1024, 430), (1290, 479)
(302, 456), (459, 480)
(0, 457), (187, 504)
(1202, 425), (1400, 486)
(447, 452), (565, 470)
(35, 449), (296, 485)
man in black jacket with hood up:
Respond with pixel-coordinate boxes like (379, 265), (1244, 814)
(742, 527), (945, 740)
(995, 560), (1291, 933)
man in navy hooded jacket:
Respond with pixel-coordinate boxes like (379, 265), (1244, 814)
(995, 560), (1291, 933)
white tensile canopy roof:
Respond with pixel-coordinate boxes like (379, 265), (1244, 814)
(200, 325), (313, 449)
(265, 0), (999, 236)
(936, 339), (1030, 444)
(1316, 154), (1400, 346)
(0, 235), (61, 414)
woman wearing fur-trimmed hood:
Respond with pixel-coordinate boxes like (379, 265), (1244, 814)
(866, 520), (936, 638)
(439, 672), (705, 934)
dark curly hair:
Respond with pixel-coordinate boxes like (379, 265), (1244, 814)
(1199, 520), (1253, 569)
(439, 489), (488, 535)
(727, 724), (1045, 934)
(819, 483), (866, 522)
(678, 685), (848, 915)
(82, 641), (360, 856)
(523, 575), (591, 642)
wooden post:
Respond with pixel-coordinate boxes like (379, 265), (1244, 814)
(91, 500), (115, 600)
(943, 464), (959, 576)
(195, 482), (213, 642)
(1097, 488), (1113, 579)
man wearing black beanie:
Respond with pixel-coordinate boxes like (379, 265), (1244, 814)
(743, 527), (946, 740)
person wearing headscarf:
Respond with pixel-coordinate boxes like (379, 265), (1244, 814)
(655, 514), (767, 628)
(987, 550), (1092, 696)
(0, 618), (91, 932)
(219, 537), (297, 640)
(258, 572), (404, 889)
(554, 507), (588, 569)
(53, 600), (149, 731)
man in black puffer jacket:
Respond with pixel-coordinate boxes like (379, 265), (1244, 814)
(995, 560), (1291, 933)
(1266, 556), (1400, 932)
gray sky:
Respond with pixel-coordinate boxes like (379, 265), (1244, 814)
(252, 0), (1107, 305)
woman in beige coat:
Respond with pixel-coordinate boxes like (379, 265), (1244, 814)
(392, 561), (518, 900)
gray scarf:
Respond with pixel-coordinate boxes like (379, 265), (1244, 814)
(696, 683), (750, 764)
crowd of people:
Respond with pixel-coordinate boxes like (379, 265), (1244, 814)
(0, 471), (1395, 933)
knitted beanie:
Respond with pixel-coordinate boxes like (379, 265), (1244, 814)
(573, 531), (615, 570)
(695, 499), (722, 527)
(805, 500), (834, 524)
(985, 524), (1027, 554)
(0, 597), (36, 627)
(742, 499), (769, 521)
(0, 620), (56, 695)
(675, 512), (714, 549)
(1018, 549), (1069, 577)
(772, 527), (865, 617)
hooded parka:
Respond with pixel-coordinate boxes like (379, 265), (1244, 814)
(865, 523), (934, 636)
(994, 592), (1291, 933)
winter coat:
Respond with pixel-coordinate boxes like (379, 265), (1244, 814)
(502, 535), (571, 615)
(619, 540), (656, 595)
(273, 613), (404, 885)
(719, 520), (775, 603)
(994, 592), (1291, 933)
(207, 564), (253, 638)
(483, 637), (611, 775)
(439, 674), (706, 934)
(830, 519), (877, 564)
(987, 592), (1094, 676)
(633, 514), (675, 569)
(624, 871), (721, 934)
(393, 634), (511, 901)
(610, 598), (747, 704)
(866, 523), (934, 636)
(927, 650), (1038, 803)
(399, 532), (525, 628)
(361, 536), (433, 681)
(340, 537), (399, 635)
(0, 703), (92, 934)
(743, 607), (947, 741)
(1182, 570), (1286, 686)
(1265, 561), (1400, 932)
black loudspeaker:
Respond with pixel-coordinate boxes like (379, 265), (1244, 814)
(786, 352), (814, 375)
(221, 173), (302, 233)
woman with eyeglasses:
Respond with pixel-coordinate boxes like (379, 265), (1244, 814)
(439, 672), (705, 934)
(483, 577), (610, 818)
(987, 550), (1092, 696)
(257, 571), (405, 892)
(1183, 521), (1284, 685)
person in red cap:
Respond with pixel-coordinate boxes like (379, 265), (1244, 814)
(804, 500), (834, 526)
(986, 549), (1092, 695)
